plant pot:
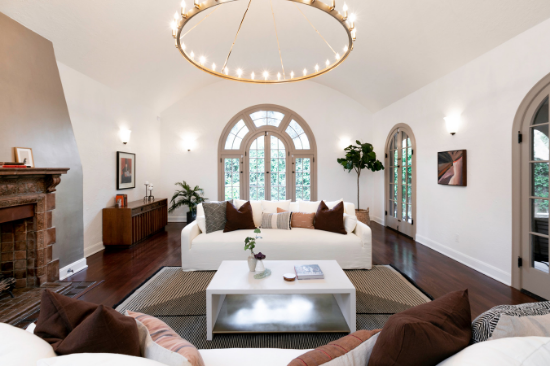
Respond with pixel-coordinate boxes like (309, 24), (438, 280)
(356, 208), (370, 226)
(247, 255), (258, 272)
(186, 211), (196, 223)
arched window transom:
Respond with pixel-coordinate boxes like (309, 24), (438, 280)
(218, 105), (317, 201)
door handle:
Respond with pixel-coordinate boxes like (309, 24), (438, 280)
(266, 171), (270, 174)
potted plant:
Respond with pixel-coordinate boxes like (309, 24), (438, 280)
(244, 228), (262, 272)
(168, 181), (207, 223)
(337, 140), (384, 224)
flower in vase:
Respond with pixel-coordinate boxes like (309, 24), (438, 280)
(254, 252), (266, 260)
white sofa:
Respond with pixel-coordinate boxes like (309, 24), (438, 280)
(181, 201), (372, 271)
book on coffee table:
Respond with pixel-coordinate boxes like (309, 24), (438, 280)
(294, 264), (324, 280)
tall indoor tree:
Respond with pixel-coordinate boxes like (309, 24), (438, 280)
(337, 140), (384, 212)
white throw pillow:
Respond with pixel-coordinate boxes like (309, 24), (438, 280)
(327, 332), (380, 366)
(289, 202), (299, 212)
(437, 337), (550, 366)
(298, 200), (321, 213)
(196, 203), (204, 217)
(490, 313), (550, 340)
(262, 200), (291, 214)
(324, 199), (344, 210)
(37, 354), (167, 366)
(235, 199), (262, 227)
(0, 323), (56, 366)
(196, 216), (206, 233)
(343, 213), (358, 234)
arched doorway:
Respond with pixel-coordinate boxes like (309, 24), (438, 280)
(512, 72), (550, 299)
(384, 124), (416, 239)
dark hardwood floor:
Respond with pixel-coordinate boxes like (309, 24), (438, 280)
(67, 222), (537, 319)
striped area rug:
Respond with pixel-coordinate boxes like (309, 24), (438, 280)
(115, 265), (431, 350)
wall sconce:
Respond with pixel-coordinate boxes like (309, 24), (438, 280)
(119, 129), (132, 144)
(444, 115), (461, 135)
(182, 136), (196, 152)
(339, 138), (352, 149)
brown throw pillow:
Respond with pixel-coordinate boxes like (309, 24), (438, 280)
(224, 200), (256, 232)
(314, 200), (346, 234)
(34, 290), (140, 356)
(368, 290), (472, 366)
(288, 329), (381, 366)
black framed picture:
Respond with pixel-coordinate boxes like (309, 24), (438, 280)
(117, 151), (136, 190)
(438, 150), (467, 186)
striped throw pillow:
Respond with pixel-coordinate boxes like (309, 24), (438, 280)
(125, 311), (204, 366)
(261, 211), (291, 230)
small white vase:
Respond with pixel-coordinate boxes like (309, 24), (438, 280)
(256, 260), (265, 272)
(247, 255), (258, 272)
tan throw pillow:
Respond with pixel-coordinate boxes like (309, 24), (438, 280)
(125, 311), (204, 366)
(288, 329), (381, 366)
(291, 212), (315, 229)
(490, 314), (550, 341)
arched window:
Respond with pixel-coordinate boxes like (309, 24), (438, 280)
(218, 105), (317, 201)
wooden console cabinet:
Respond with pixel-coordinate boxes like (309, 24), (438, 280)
(102, 198), (168, 247)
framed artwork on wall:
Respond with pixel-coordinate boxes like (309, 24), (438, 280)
(117, 151), (136, 190)
(438, 150), (467, 186)
(14, 147), (34, 167)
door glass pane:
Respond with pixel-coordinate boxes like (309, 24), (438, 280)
(531, 199), (549, 235)
(225, 120), (249, 150)
(532, 162), (549, 198)
(532, 98), (549, 126)
(402, 201), (407, 221)
(407, 148), (412, 166)
(532, 124), (549, 161)
(407, 205), (412, 223)
(296, 158), (311, 201)
(531, 234), (549, 273)
(224, 158), (240, 200)
(402, 132), (409, 149)
(249, 137), (265, 200)
(270, 137), (286, 200)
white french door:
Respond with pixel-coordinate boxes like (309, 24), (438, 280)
(246, 134), (288, 200)
(385, 127), (415, 238)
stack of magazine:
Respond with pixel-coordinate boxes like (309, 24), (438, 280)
(294, 264), (324, 280)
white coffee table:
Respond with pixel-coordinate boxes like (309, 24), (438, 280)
(206, 260), (356, 340)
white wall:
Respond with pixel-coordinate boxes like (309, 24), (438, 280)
(159, 80), (375, 221)
(370, 17), (550, 285)
(58, 62), (161, 257)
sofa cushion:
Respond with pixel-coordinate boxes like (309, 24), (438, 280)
(438, 337), (550, 366)
(288, 329), (381, 366)
(34, 290), (140, 356)
(261, 211), (292, 230)
(343, 213), (357, 234)
(0, 323), (56, 366)
(234, 199), (263, 227)
(298, 200), (321, 213)
(225, 201), (256, 232)
(37, 353), (167, 366)
(471, 300), (550, 343)
(199, 348), (313, 366)
(369, 290), (471, 366)
(203, 201), (228, 234)
(288, 211), (315, 229)
(126, 311), (204, 366)
(314, 201), (346, 234)
(262, 200), (291, 213)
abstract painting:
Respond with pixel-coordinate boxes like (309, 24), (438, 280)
(438, 150), (467, 186)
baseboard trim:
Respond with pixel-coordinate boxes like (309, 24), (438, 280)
(59, 258), (88, 280)
(168, 215), (187, 223)
(372, 215), (385, 226)
(415, 234), (511, 286)
(84, 241), (104, 257)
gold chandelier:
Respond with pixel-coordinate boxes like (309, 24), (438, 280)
(171, 0), (357, 84)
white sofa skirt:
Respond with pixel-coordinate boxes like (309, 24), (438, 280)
(181, 222), (372, 271)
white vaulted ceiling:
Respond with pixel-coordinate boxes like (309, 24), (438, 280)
(1, 0), (550, 113)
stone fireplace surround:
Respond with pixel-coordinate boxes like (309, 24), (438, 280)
(0, 168), (69, 288)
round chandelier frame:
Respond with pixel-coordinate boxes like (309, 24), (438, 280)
(171, 0), (356, 84)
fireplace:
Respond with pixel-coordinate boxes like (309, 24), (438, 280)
(0, 168), (69, 288)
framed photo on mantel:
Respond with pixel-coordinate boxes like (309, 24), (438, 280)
(117, 151), (136, 190)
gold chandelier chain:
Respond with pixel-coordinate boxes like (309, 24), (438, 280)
(222, 0), (253, 72)
(181, 6), (220, 39)
(270, 0), (286, 79)
(293, 2), (337, 56)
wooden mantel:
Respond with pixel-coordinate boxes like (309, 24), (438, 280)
(0, 168), (69, 176)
